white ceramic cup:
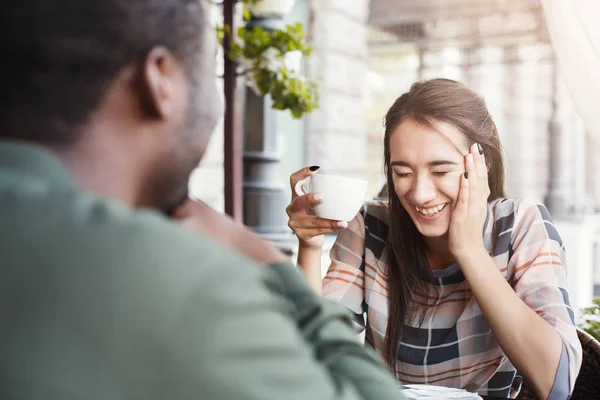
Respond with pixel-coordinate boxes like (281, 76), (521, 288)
(294, 174), (368, 221)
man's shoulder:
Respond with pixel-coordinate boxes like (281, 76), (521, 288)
(0, 183), (256, 276)
(0, 183), (292, 399)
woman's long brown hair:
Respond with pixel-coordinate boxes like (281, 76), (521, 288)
(382, 78), (506, 373)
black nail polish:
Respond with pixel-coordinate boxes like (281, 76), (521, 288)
(464, 172), (469, 179)
(477, 144), (483, 155)
(309, 165), (320, 171)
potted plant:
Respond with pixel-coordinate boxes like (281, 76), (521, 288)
(247, 0), (296, 18)
(581, 297), (600, 341)
(217, 0), (319, 119)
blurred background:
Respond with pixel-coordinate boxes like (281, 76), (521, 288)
(193, 0), (600, 320)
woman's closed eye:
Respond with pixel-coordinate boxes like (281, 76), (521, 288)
(432, 171), (452, 177)
(393, 171), (412, 178)
(393, 171), (454, 178)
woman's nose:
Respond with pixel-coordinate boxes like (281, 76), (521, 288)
(410, 176), (436, 205)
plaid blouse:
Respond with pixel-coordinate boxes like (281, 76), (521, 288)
(322, 197), (582, 398)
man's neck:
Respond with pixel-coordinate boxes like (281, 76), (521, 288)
(48, 141), (140, 209)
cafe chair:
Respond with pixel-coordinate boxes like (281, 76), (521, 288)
(517, 328), (600, 400)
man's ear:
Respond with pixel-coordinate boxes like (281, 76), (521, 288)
(138, 46), (179, 119)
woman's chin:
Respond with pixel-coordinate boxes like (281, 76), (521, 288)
(419, 228), (449, 238)
(413, 220), (450, 238)
(407, 212), (449, 238)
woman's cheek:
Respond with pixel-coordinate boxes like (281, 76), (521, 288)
(392, 178), (411, 198)
(438, 174), (461, 201)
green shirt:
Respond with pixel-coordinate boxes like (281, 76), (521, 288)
(0, 140), (403, 400)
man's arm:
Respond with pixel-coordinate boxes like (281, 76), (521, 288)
(171, 199), (288, 265)
(169, 257), (402, 400)
(169, 199), (402, 398)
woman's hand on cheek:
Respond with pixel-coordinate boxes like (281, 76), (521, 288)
(448, 143), (490, 259)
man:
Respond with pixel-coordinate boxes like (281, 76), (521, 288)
(0, 1), (403, 399)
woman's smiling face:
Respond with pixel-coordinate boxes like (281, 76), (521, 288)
(389, 118), (470, 238)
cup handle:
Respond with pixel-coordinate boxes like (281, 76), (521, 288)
(294, 177), (311, 196)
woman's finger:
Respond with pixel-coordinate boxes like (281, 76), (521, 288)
(287, 193), (323, 214)
(472, 143), (491, 202)
(294, 225), (346, 240)
(456, 167), (470, 215)
(289, 214), (348, 230)
(465, 152), (477, 193)
(289, 165), (320, 199)
(473, 143), (487, 181)
(466, 145), (478, 180)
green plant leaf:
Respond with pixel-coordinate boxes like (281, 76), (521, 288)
(581, 297), (600, 341)
(217, 3), (320, 119)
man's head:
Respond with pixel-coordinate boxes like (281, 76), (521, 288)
(0, 0), (222, 212)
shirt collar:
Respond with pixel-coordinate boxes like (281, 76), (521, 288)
(0, 139), (77, 188)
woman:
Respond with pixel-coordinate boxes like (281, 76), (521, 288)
(287, 79), (582, 399)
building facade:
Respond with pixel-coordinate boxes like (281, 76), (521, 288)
(192, 0), (599, 312)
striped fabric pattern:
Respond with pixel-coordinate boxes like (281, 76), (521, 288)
(322, 197), (582, 398)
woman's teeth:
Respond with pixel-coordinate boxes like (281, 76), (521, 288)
(416, 204), (445, 216)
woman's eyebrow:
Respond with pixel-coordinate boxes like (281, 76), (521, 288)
(390, 160), (459, 167)
(429, 160), (460, 167)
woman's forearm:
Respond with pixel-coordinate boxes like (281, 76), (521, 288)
(456, 247), (563, 400)
(297, 243), (324, 295)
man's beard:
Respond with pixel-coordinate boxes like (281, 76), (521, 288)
(150, 121), (200, 216)
(144, 73), (218, 216)
(141, 102), (202, 214)
(164, 188), (190, 216)
(136, 148), (194, 215)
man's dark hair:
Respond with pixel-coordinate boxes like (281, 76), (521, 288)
(0, 0), (206, 145)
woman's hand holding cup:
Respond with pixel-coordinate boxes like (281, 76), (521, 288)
(287, 166), (349, 249)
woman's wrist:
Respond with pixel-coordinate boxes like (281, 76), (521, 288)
(452, 243), (488, 267)
(298, 239), (324, 251)
(296, 241), (324, 295)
